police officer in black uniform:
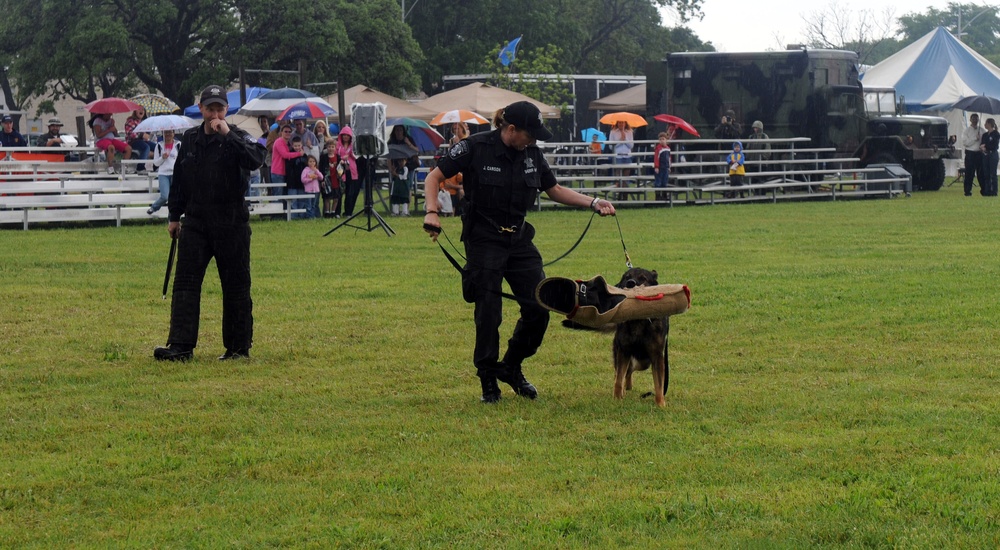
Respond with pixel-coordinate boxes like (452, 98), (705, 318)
(423, 101), (616, 403)
(154, 85), (267, 362)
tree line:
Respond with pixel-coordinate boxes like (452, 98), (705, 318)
(0, 0), (996, 117)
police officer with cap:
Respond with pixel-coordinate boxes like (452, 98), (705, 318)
(154, 85), (266, 362)
(423, 101), (616, 403)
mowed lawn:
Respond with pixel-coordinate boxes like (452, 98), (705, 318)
(2, 185), (998, 548)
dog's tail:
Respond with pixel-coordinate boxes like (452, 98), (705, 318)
(561, 319), (617, 333)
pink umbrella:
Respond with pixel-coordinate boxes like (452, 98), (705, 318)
(85, 97), (143, 114)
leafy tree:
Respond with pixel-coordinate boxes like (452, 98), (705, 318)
(407, 0), (705, 94)
(0, 0), (422, 112)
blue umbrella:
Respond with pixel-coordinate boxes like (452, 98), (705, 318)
(387, 118), (444, 153)
(581, 127), (607, 143)
(183, 86), (271, 117)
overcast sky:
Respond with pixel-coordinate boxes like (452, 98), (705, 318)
(660, 0), (957, 52)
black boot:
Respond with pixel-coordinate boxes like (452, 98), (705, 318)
(497, 361), (538, 399)
(479, 375), (501, 403)
(153, 344), (193, 362)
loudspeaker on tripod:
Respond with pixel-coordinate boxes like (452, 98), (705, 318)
(351, 102), (387, 157)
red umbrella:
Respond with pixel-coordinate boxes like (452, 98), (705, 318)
(85, 97), (143, 114)
(653, 115), (701, 137)
(653, 114), (700, 137)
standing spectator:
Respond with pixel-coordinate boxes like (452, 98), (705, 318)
(270, 124), (301, 192)
(421, 101), (617, 403)
(318, 139), (342, 217)
(0, 114), (27, 147)
(264, 122), (279, 185)
(153, 84), (266, 362)
(609, 120), (634, 191)
(256, 117), (273, 184)
(90, 113), (133, 174)
(125, 108), (155, 174)
(292, 118), (319, 161)
(284, 136), (309, 219)
(980, 117), (999, 196)
(313, 120), (331, 155)
(300, 155), (323, 219)
(147, 129), (179, 215)
(744, 120), (771, 187)
(714, 110), (742, 142)
(336, 126), (361, 216)
(389, 157), (411, 216)
(389, 124), (420, 200)
(653, 131), (671, 201)
(962, 114), (983, 197)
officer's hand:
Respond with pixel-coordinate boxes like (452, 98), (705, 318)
(423, 214), (441, 242)
(593, 198), (616, 217)
(210, 119), (230, 136)
(167, 221), (181, 239)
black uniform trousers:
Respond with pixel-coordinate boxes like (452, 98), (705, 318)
(463, 222), (550, 376)
(168, 210), (253, 351)
(964, 150), (984, 195)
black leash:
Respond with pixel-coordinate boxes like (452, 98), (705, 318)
(428, 209), (634, 304)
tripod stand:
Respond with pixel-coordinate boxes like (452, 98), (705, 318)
(323, 155), (395, 237)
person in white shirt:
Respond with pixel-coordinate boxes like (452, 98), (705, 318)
(962, 113), (983, 196)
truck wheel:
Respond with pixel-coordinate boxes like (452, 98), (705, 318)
(912, 160), (945, 191)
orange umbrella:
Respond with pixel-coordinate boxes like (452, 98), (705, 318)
(599, 111), (647, 127)
(431, 109), (490, 126)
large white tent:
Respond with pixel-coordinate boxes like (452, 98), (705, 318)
(861, 26), (1000, 112)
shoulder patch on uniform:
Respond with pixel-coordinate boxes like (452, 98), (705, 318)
(243, 133), (257, 144)
(449, 140), (469, 159)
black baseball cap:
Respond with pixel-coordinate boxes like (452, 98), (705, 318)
(503, 101), (552, 141)
(199, 85), (228, 106)
(1, 115), (12, 123)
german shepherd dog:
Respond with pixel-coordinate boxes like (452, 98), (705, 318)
(564, 267), (670, 406)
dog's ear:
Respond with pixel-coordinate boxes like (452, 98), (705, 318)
(650, 269), (659, 284)
(616, 272), (630, 288)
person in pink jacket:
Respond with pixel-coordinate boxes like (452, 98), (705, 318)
(335, 126), (361, 216)
(270, 124), (302, 190)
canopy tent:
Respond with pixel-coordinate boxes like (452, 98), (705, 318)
(418, 82), (560, 120)
(589, 84), (646, 113)
(327, 85), (436, 123)
(861, 27), (1000, 113)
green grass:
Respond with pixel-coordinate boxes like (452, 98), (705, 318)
(2, 186), (999, 548)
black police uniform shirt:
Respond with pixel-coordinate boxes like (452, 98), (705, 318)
(436, 129), (557, 229)
(168, 124), (266, 222)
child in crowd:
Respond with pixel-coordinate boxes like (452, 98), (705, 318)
(285, 137), (311, 218)
(300, 155), (323, 219)
(318, 139), (342, 218)
(389, 157), (410, 216)
(653, 132), (671, 201)
(727, 140), (746, 197)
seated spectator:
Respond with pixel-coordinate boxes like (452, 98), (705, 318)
(89, 113), (133, 174)
(0, 115), (27, 147)
(36, 118), (66, 147)
(125, 108), (156, 174)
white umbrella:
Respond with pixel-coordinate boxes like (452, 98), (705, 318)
(133, 114), (198, 133)
(237, 87), (333, 116)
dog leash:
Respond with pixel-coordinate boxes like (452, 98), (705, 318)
(614, 214), (633, 269)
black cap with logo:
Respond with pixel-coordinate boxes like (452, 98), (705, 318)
(503, 101), (552, 141)
(199, 85), (228, 106)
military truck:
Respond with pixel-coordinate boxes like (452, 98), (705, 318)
(646, 49), (957, 190)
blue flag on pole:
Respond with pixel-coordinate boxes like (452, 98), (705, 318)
(498, 36), (522, 67)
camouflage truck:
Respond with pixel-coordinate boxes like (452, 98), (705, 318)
(646, 49), (957, 190)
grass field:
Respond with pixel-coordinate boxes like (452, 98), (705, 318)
(2, 184), (999, 548)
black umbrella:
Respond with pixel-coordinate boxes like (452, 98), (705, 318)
(948, 95), (1000, 115)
